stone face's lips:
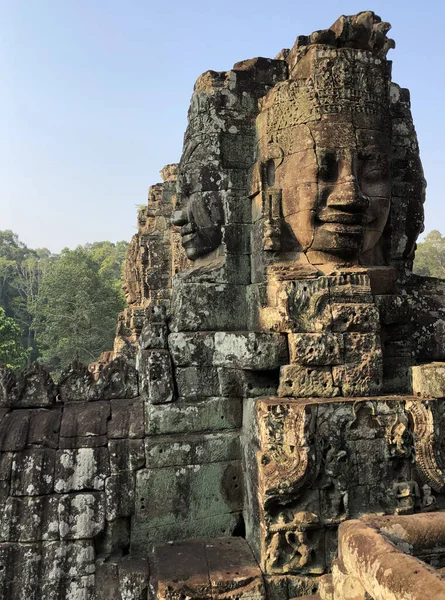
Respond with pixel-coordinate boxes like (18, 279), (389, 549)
(317, 209), (372, 225)
(319, 222), (365, 235)
(181, 231), (197, 245)
(180, 223), (197, 245)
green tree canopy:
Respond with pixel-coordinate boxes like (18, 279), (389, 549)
(0, 307), (28, 371)
(33, 247), (126, 370)
(414, 230), (445, 278)
(0, 230), (54, 364)
(80, 240), (128, 290)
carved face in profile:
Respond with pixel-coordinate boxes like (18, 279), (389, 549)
(278, 119), (391, 261)
(171, 192), (223, 261)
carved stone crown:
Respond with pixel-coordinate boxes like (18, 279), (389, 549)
(287, 11), (395, 59)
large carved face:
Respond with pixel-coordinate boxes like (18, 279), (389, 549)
(171, 191), (223, 261)
(277, 118), (391, 261)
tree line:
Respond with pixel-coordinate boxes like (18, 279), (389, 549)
(0, 228), (444, 374)
(0, 230), (127, 373)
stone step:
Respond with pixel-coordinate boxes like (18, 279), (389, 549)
(151, 536), (265, 600)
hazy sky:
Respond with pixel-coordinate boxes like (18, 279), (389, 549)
(2, 1), (444, 252)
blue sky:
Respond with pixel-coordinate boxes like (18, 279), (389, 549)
(2, 1), (444, 252)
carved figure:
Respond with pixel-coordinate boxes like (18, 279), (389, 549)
(393, 480), (420, 515)
(171, 193), (223, 260)
(253, 13), (424, 270)
(421, 484), (437, 512)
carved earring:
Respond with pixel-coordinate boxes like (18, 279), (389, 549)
(263, 189), (283, 252)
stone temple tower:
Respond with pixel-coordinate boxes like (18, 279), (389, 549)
(2, 11), (445, 600)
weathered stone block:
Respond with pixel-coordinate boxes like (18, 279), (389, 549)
(96, 555), (149, 600)
(1, 495), (59, 542)
(98, 356), (139, 399)
(0, 410), (29, 451)
(217, 368), (279, 397)
(95, 518), (131, 557)
(175, 366), (220, 397)
(206, 536), (265, 599)
(0, 452), (12, 481)
(44, 575), (96, 600)
(41, 539), (95, 578)
(139, 321), (168, 349)
(145, 397), (243, 435)
(0, 480), (9, 516)
(152, 540), (211, 600)
(222, 223), (251, 254)
(116, 556), (150, 600)
(58, 492), (105, 540)
(288, 333), (343, 366)
(278, 365), (340, 397)
(331, 303), (380, 332)
(132, 461), (242, 550)
(59, 401), (110, 448)
(145, 432), (240, 468)
(108, 398), (145, 438)
(27, 408), (61, 449)
(411, 363), (445, 398)
(153, 536), (265, 600)
(0, 542), (43, 598)
(383, 358), (412, 394)
(374, 294), (410, 325)
(214, 332), (288, 370)
(54, 447), (109, 492)
(0, 365), (17, 407)
(108, 439), (145, 473)
(95, 560), (120, 600)
(14, 363), (56, 408)
(223, 191), (252, 224)
(138, 349), (175, 404)
(58, 363), (99, 402)
(332, 363), (383, 397)
(170, 284), (248, 332)
(343, 333), (382, 364)
(11, 448), (55, 495)
(169, 332), (215, 366)
(105, 471), (135, 520)
(287, 575), (321, 598)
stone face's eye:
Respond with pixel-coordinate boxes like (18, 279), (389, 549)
(319, 152), (338, 182)
(360, 157), (390, 197)
(362, 162), (382, 183)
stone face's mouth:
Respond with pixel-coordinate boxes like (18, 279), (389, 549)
(180, 223), (197, 245)
(181, 231), (197, 245)
(317, 209), (372, 225)
(320, 222), (365, 235)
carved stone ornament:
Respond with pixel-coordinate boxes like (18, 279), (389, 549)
(406, 399), (445, 493)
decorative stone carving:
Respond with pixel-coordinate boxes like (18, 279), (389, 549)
(405, 399), (445, 493)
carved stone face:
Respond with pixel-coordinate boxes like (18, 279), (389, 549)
(171, 192), (223, 261)
(274, 117), (391, 262)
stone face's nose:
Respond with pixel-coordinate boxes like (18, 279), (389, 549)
(326, 178), (369, 213)
(171, 209), (188, 227)
(324, 155), (369, 213)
